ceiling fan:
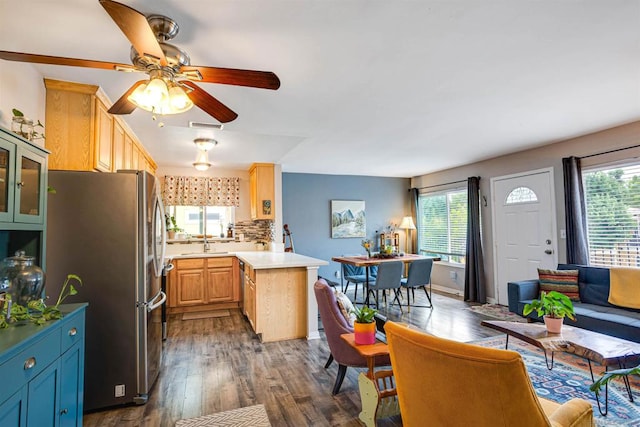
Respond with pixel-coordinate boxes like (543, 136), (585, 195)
(0, 0), (280, 123)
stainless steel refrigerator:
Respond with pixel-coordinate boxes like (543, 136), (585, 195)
(46, 170), (166, 411)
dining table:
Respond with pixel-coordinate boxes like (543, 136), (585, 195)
(331, 254), (440, 306)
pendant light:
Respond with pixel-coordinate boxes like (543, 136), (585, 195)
(192, 138), (218, 171)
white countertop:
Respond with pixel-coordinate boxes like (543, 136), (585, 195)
(235, 251), (328, 269)
(166, 251), (328, 270)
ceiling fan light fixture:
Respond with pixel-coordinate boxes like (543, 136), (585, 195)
(193, 149), (212, 171)
(127, 73), (194, 115)
(168, 84), (193, 113)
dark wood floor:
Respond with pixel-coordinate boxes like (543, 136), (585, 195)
(83, 288), (502, 426)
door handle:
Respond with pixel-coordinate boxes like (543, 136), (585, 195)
(146, 291), (166, 312)
(545, 249), (553, 255)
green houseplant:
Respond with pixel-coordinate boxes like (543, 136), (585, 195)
(523, 290), (576, 333)
(590, 364), (640, 396)
(165, 214), (182, 239)
(352, 305), (378, 345)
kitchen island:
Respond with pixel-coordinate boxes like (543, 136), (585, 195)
(166, 250), (328, 342)
(235, 251), (328, 342)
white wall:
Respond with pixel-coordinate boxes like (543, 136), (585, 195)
(0, 61), (46, 148)
(412, 120), (640, 301)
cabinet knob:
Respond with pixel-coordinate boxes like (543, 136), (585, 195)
(68, 327), (77, 336)
(24, 357), (36, 370)
(16, 181), (24, 187)
(60, 408), (68, 415)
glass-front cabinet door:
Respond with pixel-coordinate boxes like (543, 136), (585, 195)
(14, 147), (46, 224)
(0, 138), (16, 223)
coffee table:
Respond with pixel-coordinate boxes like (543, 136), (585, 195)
(481, 320), (640, 415)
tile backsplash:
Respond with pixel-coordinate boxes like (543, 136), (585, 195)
(234, 219), (274, 242)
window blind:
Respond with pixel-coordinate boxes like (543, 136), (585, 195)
(417, 189), (467, 263)
(583, 164), (640, 267)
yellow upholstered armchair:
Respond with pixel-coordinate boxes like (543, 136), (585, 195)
(384, 321), (594, 427)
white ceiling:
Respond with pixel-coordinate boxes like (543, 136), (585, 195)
(1, 1), (639, 178)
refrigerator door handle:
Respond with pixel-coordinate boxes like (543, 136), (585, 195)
(146, 290), (167, 312)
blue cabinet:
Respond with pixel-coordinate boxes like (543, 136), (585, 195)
(0, 127), (48, 227)
(0, 304), (86, 427)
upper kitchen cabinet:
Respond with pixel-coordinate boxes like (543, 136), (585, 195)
(249, 163), (275, 220)
(44, 79), (157, 175)
(0, 127), (48, 228)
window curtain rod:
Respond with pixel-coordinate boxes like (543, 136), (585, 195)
(579, 143), (640, 160)
(413, 176), (480, 191)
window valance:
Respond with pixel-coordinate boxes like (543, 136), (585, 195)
(162, 176), (240, 207)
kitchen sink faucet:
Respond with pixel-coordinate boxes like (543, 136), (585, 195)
(203, 235), (210, 252)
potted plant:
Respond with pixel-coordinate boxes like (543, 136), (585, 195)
(165, 214), (182, 239)
(351, 305), (378, 345)
(523, 290), (576, 333)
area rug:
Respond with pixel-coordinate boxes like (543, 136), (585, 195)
(466, 303), (527, 322)
(175, 404), (270, 427)
(182, 310), (231, 321)
(471, 336), (640, 426)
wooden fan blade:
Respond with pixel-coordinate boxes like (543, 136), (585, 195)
(181, 66), (280, 90)
(99, 0), (167, 66)
(0, 50), (134, 71)
(108, 80), (147, 115)
(182, 81), (238, 123)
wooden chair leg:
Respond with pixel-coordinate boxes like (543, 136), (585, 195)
(332, 364), (348, 395)
(325, 354), (334, 369)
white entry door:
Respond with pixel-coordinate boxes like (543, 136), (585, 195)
(492, 168), (558, 305)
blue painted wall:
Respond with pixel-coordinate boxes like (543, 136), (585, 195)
(282, 173), (410, 280)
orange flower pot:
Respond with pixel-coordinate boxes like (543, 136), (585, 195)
(354, 321), (376, 345)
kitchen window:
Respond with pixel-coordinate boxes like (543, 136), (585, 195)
(165, 205), (235, 238)
(583, 162), (640, 267)
(417, 188), (467, 264)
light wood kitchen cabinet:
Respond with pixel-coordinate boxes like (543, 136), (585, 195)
(44, 79), (157, 175)
(167, 256), (240, 313)
(131, 143), (140, 170)
(244, 265), (257, 329)
(173, 258), (206, 306)
(112, 119), (125, 172)
(249, 163), (275, 220)
(94, 99), (113, 172)
(243, 265), (307, 342)
(123, 133), (133, 169)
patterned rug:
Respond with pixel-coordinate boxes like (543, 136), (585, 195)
(471, 336), (640, 426)
(467, 303), (527, 322)
(175, 404), (270, 427)
(182, 310), (231, 320)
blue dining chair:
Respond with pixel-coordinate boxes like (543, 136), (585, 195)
(401, 258), (434, 310)
(341, 258), (377, 302)
(367, 261), (403, 312)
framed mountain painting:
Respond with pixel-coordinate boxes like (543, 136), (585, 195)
(331, 200), (365, 238)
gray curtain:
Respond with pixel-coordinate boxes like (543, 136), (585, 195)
(464, 176), (486, 303)
(410, 188), (419, 253)
(562, 157), (590, 265)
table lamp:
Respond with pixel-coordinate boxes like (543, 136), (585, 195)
(399, 216), (416, 254)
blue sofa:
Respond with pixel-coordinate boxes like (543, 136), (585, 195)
(507, 264), (640, 343)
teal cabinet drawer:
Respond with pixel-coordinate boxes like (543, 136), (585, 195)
(0, 329), (60, 404)
(59, 311), (85, 354)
